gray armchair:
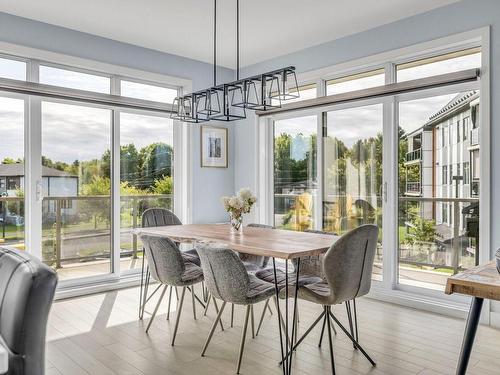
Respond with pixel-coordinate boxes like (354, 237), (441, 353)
(0, 246), (58, 375)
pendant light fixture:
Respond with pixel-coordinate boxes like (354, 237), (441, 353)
(170, 0), (299, 123)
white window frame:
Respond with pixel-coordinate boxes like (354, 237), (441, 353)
(255, 27), (490, 319)
(0, 41), (193, 296)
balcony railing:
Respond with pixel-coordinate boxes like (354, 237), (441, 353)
(399, 196), (479, 275)
(406, 148), (421, 163)
(470, 127), (479, 146)
(0, 194), (172, 269)
(405, 181), (421, 194)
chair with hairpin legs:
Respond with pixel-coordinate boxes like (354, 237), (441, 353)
(140, 234), (205, 346)
(203, 223), (274, 333)
(139, 208), (201, 320)
(196, 242), (276, 374)
(279, 224), (379, 374)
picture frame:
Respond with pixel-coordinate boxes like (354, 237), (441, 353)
(200, 126), (228, 168)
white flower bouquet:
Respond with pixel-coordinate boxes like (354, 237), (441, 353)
(221, 188), (257, 231)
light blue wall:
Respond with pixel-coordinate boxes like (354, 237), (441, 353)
(0, 12), (236, 223)
(234, 0), (499, 254)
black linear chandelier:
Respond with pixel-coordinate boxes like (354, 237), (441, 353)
(170, 0), (299, 123)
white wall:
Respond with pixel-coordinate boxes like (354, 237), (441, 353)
(0, 11), (236, 224)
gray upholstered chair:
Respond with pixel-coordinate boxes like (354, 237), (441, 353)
(140, 235), (205, 346)
(283, 224), (379, 374)
(0, 246), (57, 375)
(196, 242), (275, 374)
(139, 208), (201, 319)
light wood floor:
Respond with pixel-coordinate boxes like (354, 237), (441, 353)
(46, 285), (500, 375)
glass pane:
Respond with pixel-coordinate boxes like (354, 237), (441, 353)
(119, 112), (174, 271)
(326, 69), (385, 96)
(274, 84), (317, 105)
(397, 48), (481, 82)
(121, 80), (178, 103)
(0, 57), (26, 80)
(274, 115), (317, 231)
(398, 91), (480, 290)
(0, 97), (25, 250)
(39, 65), (110, 93)
(324, 104), (383, 280)
(41, 101), (112, 280)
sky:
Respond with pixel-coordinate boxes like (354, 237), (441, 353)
(0, 51), (480, 163)
(0, 60), (174, 163)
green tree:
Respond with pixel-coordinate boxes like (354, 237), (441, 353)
(139, 143), (173, 189)
(151, 176), (173, 195)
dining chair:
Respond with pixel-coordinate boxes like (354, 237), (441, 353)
(139, 208), (201, 319)
(140, 235), (205, 346)
(281, 224), (379, 375)
(203, 223), (275, 330)
(196, 241), (276, 374)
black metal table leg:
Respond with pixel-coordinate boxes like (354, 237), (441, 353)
(272, 258), (286, 375)
(288, 258), (300, 374)
(456, 297), (484, 375)
(284, 260), (289, 374)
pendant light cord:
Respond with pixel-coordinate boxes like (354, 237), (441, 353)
(214, 0), (217, 86)
(236, 0), (240, 80)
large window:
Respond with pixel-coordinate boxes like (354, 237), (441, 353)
(324, 104), (384, 279)
(264, 42), (484, 299)
(0, 56), (26, 80)
(326, 69), (385, 96)
(274, 116), (317, 231)
(0, 96), (25, 250)
(120, 80), (177, 103)
(39, 65), (110, 93)
(119, 112), (174, 271)
(0, 52), (182, 286)
(397, 48), (481, 82)
(398, 91), (480, 289)
(41, 101), (112, 280)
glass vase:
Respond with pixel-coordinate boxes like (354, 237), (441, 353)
(230, 214), (243, 233)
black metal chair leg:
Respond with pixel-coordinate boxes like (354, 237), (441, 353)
(318, 313), (327, 347)
(279, 310), (325, 365)
(329, 311), (376, 367)
(345, 300), (356, 349)
(353, 299), (359, 342)
(326, 306), (336, 375)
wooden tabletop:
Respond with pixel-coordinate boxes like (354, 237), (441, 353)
(445, 262), (500, 301)
(133, 224), (338, 260)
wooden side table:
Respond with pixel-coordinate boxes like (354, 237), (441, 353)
(445, 261), (500, 374)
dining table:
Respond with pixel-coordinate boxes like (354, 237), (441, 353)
(134, 223), (338, 375)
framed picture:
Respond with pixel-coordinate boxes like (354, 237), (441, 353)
(201, 126), (228, 168)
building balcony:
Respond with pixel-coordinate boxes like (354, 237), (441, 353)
(405, 181), (421, 195)
(405, 148), (421, 164)
(470, 127), (480, 146)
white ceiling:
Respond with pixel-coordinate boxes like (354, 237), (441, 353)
(0, 0), (460, 68)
